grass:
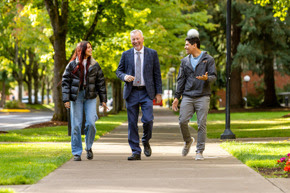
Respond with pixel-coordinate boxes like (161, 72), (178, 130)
(0, 111), (127, 142)
(25, 103), (54, 111)
(189, 111), (290, 138)
(0, 143), (72, 185)
(0, 111), (128, 186)
(0, 188), (16, 193)
(220, 141), (290, 178)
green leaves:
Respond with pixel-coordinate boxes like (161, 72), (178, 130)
(254, 0), (289, 21)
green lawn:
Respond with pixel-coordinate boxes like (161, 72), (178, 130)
(0, 188), (16, 193)
(220, 141), (290, 177)
(0, 111), (127, 142)
(189, 111), (290, 138)
(0, 111), (128, 185)
(0, 143), (72, 185)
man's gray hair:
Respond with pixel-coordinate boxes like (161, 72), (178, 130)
(130, 29), (143, 37)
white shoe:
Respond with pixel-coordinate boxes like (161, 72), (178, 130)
(195, 153), (204, 160)
(182, 137), (195, 156)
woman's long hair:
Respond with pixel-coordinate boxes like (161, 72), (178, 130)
(70, 41), (91, 85)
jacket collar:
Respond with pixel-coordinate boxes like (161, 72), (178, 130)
(75, 57), (98, 67)
(185, 51), (208, 72)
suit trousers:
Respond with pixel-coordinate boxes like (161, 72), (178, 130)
(126, 88), (154, 155)
(179, 95), (210, 154)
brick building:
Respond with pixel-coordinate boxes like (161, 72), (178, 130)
(217, 71), (290, 107)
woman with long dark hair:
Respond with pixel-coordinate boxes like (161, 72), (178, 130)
(62, 41), (107, 161)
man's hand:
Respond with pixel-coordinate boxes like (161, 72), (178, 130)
(196, 72), (208, 81)
(172, 98), (179, 111)
(64, 102), (70, 109)
(125, 75), (135, 82)
(155, 94), (162, 104)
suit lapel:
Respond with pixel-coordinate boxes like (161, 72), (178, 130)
(143, 47), (148, 76)
(129, 48), (135, 76)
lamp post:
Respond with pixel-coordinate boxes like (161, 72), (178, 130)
(221, 0), (236, 139)
(167, 71), (173, 108)
(169, 67), (176, 95)
(243, 75), (250, 108)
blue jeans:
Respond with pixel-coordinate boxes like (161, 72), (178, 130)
(70, 90), (98, 156)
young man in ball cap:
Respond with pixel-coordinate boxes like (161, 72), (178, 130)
(172, 29), (217, 160)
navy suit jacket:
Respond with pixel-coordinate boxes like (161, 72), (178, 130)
(116, 47), (162, 100)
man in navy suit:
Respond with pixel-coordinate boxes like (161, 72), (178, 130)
(116, 30), (162, 160)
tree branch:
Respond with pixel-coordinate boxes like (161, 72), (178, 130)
(44, 0), (59, 33)
(59, 0), (69, 34)
(83, 1), (107, 40)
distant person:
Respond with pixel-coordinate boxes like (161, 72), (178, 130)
(62, 41), (108, 161)
(116, 30), (162, 160)
(172, 29), (217, 160)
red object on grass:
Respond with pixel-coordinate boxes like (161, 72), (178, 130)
(153, 99), (163, 106)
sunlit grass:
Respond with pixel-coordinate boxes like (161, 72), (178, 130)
(0, 111), (128, 186)
(0, 188), (16, 193)
(190, 111), (290, 138)
(207, 111), (288, 121)
(0, 143), (72, 185)
(0, 111), (127, 142)
(220, 141), (290, 177)
(25, 103), (54, 111)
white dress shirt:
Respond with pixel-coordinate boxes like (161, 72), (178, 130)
(133, 46), (145, 86)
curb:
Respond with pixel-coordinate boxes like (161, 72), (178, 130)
(0, 109), (31, 113)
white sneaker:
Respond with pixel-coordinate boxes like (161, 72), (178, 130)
(195, 153), (204, 161)
(182, 137), (195, 156)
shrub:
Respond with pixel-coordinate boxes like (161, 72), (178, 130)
(4, 100), (26, 109)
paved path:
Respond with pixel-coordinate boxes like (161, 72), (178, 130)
(0, 111), (53, 131)
(2, 108), (289, 193)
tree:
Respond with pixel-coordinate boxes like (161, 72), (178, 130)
(235, 3), (290, 107)
(44, 0), (69, 120)
(97, 0), (215, 112)
(44, 0), (128, 120)
(193, 0), (245, 108)
(254, 0), (289, 21)
(0, 71), (8, 107)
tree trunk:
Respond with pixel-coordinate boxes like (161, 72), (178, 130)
(33, 60), (39, 104)
(230, 4), (243, 108)
(24, 50), (33, 104)
(111, 79), (123, 114)
(52, 35), (68, 121)
(14, 57), (24, 102)
(1, 80), (5, 108)
(18, 77), (23, 102)
(44, 0), (69, 121)
(40, 65), (45, 104)
(262, 56), (280, 107)
(13, 40), (23, 102)
(46, 76), (51, 105)
(0, 71), (7, 108)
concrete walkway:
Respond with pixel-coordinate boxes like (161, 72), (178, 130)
(3, 107), (289, 193)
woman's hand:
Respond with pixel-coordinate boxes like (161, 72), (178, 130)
(102, 102), (110, 112)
